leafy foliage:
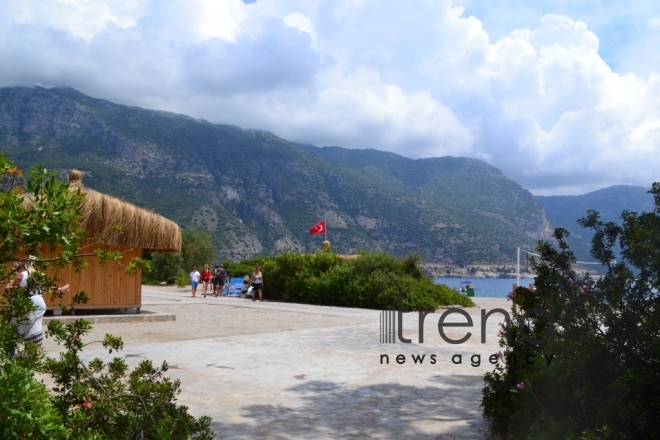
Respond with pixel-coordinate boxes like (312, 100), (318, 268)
(144, 252), (185, 284)
(144, 230), (216, 284)
(44, 319), (213, 439)
(181, 230), (215, 272)
(0, 156), (214, 439)
(0, 355), (70, 439)
(227, 251), (472, 310)
(481, 183), (660, 439)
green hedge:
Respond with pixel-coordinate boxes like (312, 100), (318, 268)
(226, 251), (473, 310)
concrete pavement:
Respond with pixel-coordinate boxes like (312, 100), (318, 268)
(43, 285), (507, 439)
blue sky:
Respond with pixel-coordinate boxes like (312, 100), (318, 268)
(1, 0), (659, 195)
(457, 0), (660, 76)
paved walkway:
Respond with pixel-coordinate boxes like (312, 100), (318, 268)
(43, 286), (507, 439)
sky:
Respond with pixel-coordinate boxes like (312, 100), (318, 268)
(1, 0), (659, 195)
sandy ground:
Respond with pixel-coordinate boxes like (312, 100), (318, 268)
(467, 297), (512, 312)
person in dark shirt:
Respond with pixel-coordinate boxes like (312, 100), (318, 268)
(249, 265), (264, 302)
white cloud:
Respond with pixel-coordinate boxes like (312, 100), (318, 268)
(0, 0), (659, 194)
(269, 68), (475, 157)
(4, 0), (144, 40)
(283, 12), (316, 43)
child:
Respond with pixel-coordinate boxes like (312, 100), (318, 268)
(189, 266), (200, 298)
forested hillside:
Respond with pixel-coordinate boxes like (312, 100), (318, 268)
(0, 86), (552, 263)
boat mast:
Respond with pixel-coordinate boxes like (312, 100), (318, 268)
(517, 246), (520, 287)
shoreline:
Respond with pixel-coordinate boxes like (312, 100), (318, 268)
(434, 274), (536, 279)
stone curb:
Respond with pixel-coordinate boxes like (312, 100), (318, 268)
(44, 312), (176, 324)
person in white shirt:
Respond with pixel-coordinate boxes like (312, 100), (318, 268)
(249, 265), (264, 302)
(189, 266), (201, 298)
(5, 263), (69, 347)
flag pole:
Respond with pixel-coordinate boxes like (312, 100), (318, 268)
(324, 219), (327, 241)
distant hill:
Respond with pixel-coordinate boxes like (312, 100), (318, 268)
(0, 86), (552, 263)
(536, 185), (654, 261)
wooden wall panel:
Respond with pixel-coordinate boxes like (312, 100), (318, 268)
(40, 245), (143, 310)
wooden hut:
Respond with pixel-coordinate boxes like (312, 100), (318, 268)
(39, 170), (181, 312)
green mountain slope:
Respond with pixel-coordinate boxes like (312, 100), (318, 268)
(536, 185), (654, 261)
(0, 86), (551, 263)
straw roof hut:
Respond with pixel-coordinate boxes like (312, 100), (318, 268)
(68, 169), (180, 252)
(37, 170), (181, 312)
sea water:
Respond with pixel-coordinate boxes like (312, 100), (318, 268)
(434, 277), (536, 298)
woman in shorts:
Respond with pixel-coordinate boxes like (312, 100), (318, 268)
(249, 264), (264, 302)
(200, 264), (213, 297)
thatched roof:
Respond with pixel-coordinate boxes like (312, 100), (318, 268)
(68, 170), (181, 252)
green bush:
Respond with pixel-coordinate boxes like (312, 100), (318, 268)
(481, 182), (660, 440)
(175, 272), (190, 287)
(225, 260), (259, 279)
(0, 356), (69, 439)
(147, 252), (185, 284)
(228, 251), (472, 310)
(0, 158), (214, 438)
(145, 234), (214, 285)
(44, 319), (214, 439)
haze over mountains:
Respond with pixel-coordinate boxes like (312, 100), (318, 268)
(0, 86), (653, 264)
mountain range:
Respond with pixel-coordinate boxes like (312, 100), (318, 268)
(537, 186), (655, 262)
(1, 86), (651, 264)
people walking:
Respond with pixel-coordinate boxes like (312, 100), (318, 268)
(213, 263), (226, 297)
(249, 264), (264, 302)
(190, 266), (200, 297)
(200, 264), (213, 297)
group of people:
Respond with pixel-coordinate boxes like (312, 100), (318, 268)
(189, 263), (264, 301)
(189, 263), (227, 298)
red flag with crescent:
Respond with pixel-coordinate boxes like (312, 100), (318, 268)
(309, 221), (326, 235)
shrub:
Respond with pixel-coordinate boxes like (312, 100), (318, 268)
(481, 182), (660, 439)
(175, 272), (190, 287)
(0, 356), (69, 439)
(147, 252), (185, 284)
(230, 250), (472, 310)
(44, 319), (214, 439)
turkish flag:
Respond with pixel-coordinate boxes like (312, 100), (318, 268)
(309, 221), (326, 235)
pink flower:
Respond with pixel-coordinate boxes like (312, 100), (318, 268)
(495, 351), (503, 359)
(517, 382), (525, 389)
